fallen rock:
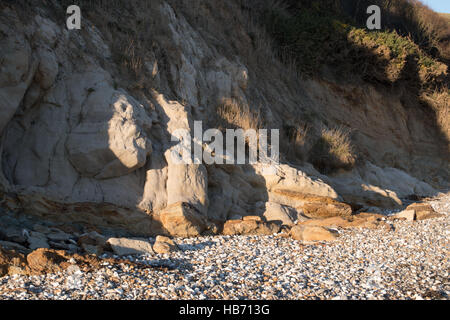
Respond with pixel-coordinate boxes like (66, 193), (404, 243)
(159, 202), (207, 238)
(32, 224), (52, 234)
(0, 226), (27, 245)
(263, 202), (298, 226)
(27, 233), (50, 250)
(299, 213), (388, 230)
(24, 248), (121, 275)
(48, 241), (78, 252)
(290, 225), (338, 242)
(405, 203), (443, 220)
(222, 219), (280, 236)
(301, 198), (352, 219)
(0, 247), (27, 277)
(106, 238), (154, 256)
(77, 231), (106, 246)
(152, 235), (179, 254)
(256, 163), (339, 199)
(28, 236), (50, 250)
(26, 248), (69, 274)
(329, 162), (437, 209)
(395, 209), (416, 221)
(81, 244), (102, 255)
(270, 191), (352, 219)
(1, 245), (157, 277)
(0, 240), (28, 252)
(77, 231), (107, 255)
(47, 231), (73, 242)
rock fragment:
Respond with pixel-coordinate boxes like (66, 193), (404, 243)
(290, 225), (338, 242)
(153, 236), (179, 254)
(106, 238), (154, 256)
(159, 202), (207, 238)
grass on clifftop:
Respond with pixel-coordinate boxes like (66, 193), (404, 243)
(245, 0), (450, 171)
(258, 0), (448, 90)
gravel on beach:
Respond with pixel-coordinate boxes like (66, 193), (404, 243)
(0, 194), (448, 300)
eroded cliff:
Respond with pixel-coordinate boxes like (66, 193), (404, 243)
(0, 0), (447, 236)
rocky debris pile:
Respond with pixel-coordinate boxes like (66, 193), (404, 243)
(0, 193), (447, 299)
(0, 197), (448, 299)
(0, 192), (442, 266)
(0, 247), (157, 278)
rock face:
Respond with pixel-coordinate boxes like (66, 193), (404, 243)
(330, 162), (439, 209)
(66, 89), (153, 180)
(0, 2), (446, 237)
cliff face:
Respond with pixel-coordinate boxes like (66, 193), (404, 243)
(0, 1), (447, 236)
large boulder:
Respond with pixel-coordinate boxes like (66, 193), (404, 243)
(158, 202), (207, 238)
(394, 203), (443, 221)
(222, 216), (280, 236)
(255, 164), (340, 200)
(152, 235), (179, 254)
(298, 213), (388, 230)
(269, 190), (352, 219)
(106, 238), (154, 256)
(290, 225), (338, 242)
(0, 241), (28, 252)
(263, 202), (299, 226)
(0, 246), (27, 277)
(26, 248), (68, 274)
(26, 231), (50, 250)
(77, 231), (107, 255)
(395, 209), (416, 221)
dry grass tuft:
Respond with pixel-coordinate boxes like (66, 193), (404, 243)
(310, 127), (356, 174)
(213, 98), (262, 131)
